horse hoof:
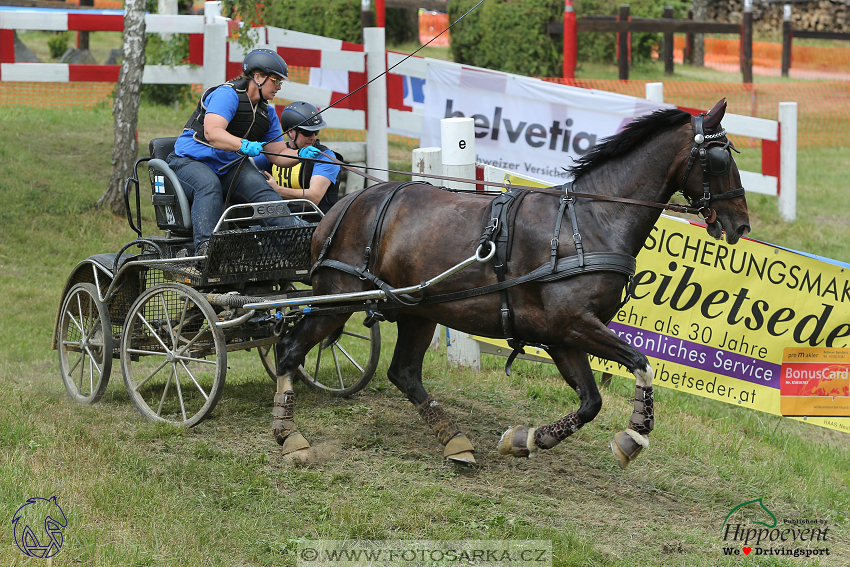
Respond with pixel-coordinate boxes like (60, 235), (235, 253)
(447, 451), (477, 465)
(610, 429), (649, 470)
(497, 425), (537, 459)
(444, 434), (476, 464)
(277, 431), (311, 454)
(282, 447), (312, 464)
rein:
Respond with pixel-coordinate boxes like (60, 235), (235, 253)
(264, 151), (712, 217)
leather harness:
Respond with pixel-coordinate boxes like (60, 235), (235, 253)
(309, 181), (637, 373)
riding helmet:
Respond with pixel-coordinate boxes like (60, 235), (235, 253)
(280, 101), (327, 132)
(242, 49), (289, 81)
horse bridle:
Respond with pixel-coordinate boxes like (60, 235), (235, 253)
(678, 115), (746, 224)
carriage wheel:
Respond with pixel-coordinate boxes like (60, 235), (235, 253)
(257, 342), (279, 383)
(58, 283), (113, 404)
(296, 320), (381, 397)
(121, 283), (226, 427)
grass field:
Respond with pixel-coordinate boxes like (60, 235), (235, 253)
(1, 71), (849, 567)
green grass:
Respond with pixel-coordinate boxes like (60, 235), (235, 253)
(1, 97), (849, 567)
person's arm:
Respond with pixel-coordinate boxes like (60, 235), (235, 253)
(264, 168), (331, 206)
(264, 140), (300, 168)
(203, 113), (244, 152)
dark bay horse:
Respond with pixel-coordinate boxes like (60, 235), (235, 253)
(273, 99), (750, 467)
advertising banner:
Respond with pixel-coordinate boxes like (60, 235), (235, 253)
(420, 64), (670, 186)
(471, 173), (850, 434)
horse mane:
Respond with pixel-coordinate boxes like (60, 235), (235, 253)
(568, 108), (692, 180)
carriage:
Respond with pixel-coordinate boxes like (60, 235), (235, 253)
(53, 101), (750, 468)
(51, 137), (381, 427)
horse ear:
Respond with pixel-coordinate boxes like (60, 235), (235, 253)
(703, 98), (727, 131)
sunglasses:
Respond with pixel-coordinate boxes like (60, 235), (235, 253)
(295, 128), (317, 137)
(265, 75), (285, 86)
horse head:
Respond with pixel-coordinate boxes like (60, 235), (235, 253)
(676, 98), (751, 244)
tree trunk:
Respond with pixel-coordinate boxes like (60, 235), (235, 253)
(691, 0), (708, 67)
(99, 0), (146, 216)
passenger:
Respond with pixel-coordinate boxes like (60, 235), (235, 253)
(167, 49), (319, 255)
(255, 101), (342, 223)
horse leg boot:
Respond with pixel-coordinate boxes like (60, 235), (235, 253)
(498, 347), (599, 458)
(417, 396), (476, 464)
(611, 364), (655, 469)
(273, 372), (310, 459)
(388, 316), (476, 464)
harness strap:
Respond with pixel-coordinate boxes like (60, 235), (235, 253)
(361, 181), (419, 273)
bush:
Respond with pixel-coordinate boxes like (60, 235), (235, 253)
(47, 32), (69, 60)
(141, 34), (196, 107)
(448, 0), (564, 77)
(260, 0), (363, 44)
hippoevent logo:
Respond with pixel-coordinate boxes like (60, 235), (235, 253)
(721, 497), (831, 559)
(11, 496), (67, 559)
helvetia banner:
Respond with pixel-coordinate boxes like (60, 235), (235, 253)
(420, 64), (669, 186)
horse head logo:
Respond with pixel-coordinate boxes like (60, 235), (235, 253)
(11, 496), (67, 559)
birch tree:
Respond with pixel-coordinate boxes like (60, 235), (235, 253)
(99, 0), (147, 215)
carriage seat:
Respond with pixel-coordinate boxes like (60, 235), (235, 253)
(148, 137), (192, 236)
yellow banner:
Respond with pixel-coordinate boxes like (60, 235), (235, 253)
(472, 199), (850, 434)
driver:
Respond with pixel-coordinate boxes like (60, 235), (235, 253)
(166, 49), (320, 256)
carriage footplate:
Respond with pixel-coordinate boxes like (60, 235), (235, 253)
(363, 308), (385, 328)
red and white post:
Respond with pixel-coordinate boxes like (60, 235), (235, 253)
(563, 0), (577, 79)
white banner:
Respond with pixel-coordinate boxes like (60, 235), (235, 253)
(421, 64), (672, 186)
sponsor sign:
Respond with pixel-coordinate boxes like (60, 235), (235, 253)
(420, 63), (670, 186)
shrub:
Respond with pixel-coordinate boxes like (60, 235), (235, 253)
(47, 32), (69, 60)
(448, 0), (564, 77)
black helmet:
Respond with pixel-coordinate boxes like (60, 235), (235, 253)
(280, 101), (327, 132)
(242, 49), (289, 80)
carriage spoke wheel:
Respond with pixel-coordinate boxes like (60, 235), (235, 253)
(257, 342), (279, 383)
(121, 283), (226, 427)
(296, 320), (381, 397)
(58, 283), (112, 404)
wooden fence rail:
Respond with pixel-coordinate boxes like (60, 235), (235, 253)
(549, 2), (754, 82)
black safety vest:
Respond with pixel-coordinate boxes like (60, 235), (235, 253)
(272, 142), (342, 220)
(183, 78), (271, 146)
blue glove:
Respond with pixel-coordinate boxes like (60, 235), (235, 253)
(238, 139), (264, 157)
(298, 145), (323, 160)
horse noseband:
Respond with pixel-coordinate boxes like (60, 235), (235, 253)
(678, 115), (745, 223)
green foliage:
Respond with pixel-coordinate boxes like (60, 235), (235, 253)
(576, 0), (691, 65)
(385, 7), (418, 45)
(141, 33), (196, 107)
(448, 0), (564, 77)
(223, 0), (363, 48)
(448, 0), (692, 75)
(47, 32), (69, 60)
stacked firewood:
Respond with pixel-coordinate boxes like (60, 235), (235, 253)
(707, 0), (850, 34)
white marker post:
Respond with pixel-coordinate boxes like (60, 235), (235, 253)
(412, 146), (444, 350)
(439, 117), (481, 369)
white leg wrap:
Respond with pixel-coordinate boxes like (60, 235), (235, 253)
(526, 427), (538, 459)
(624, 428), (650, 448)
(634, 363), (653, 388)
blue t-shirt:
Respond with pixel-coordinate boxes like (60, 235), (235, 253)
(174, 85), (284, 174)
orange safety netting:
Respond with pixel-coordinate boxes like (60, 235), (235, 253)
(673, 37), (850, 72)
(419, 10), (450, 47)
(4, 75), (849, 149)
(544, 78), (850, 148)
(64, 0), (125, 9)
